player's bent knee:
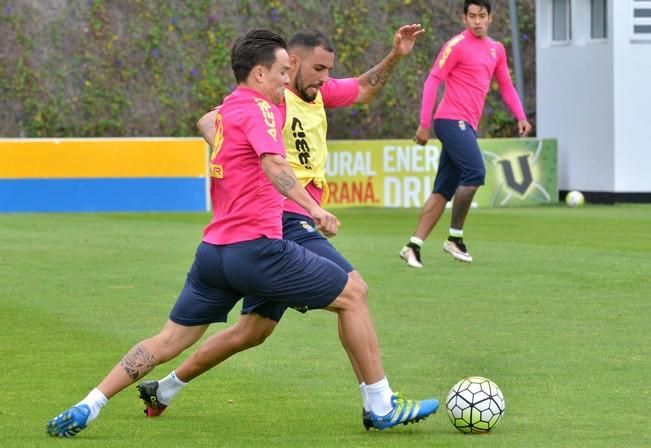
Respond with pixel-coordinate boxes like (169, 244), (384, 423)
(348, 273), (368, 302)
(239, 325), (274, 348)
(331, 273), (369, 311)
(145, 336), (188, 363)
(234, 316), (276, 348)
(151, 321), (208, 361)
(348, 271), (369, 299)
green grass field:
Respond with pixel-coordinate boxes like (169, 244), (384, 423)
(1, 205), (650, 447)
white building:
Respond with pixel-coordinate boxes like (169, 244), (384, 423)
(536, 0), (651, 202)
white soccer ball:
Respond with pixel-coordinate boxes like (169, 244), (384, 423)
(445, 376), (505, 434)
(565, 190), (585, 208)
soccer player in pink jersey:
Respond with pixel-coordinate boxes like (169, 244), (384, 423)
(138, 26), (434, 432)
(46, 29), (438, 438)
(400, 0), (532, 268)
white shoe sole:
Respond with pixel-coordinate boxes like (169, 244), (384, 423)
(442, 243), (473, 263)
(399, 248), (423, 268)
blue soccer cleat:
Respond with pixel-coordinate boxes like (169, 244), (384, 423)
(46, 404), (91, 437)
(367, 393), (439, 430)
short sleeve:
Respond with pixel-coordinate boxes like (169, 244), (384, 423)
(320, 77), (359, 108)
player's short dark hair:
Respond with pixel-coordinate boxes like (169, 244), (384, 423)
(464, 0), (492, 15)
(288, 29), (335, 53)
(231, 29), (287, 83)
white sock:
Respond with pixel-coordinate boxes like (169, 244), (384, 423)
(449, 228), (463, 238)
(365, 377), (394, 416)
(409, 236), (424, 247)
(157, 371), (187, 405)
(76, 388), (107, 424)
(359, 382), (370, 412)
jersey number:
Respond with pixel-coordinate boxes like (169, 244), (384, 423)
(210, 113), (224, 178)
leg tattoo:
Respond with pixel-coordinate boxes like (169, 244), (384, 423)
(120, 344), (156, 381)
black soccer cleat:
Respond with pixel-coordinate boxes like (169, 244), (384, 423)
(137, 380), (168, 417)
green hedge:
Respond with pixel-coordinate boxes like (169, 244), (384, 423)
(0, 0), (535, 138)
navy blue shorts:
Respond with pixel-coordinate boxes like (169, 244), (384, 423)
(241, 212), (354, 322)
(169, 237), (349, 326)
(433, 119), (486, 200)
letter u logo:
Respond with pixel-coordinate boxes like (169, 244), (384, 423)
(498, 155), (533, 195)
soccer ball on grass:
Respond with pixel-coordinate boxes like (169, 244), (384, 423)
(445, 376), (505, 433)
(565, 190), (585, 208)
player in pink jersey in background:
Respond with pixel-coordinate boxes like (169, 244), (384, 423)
(400, 0), (532, 268)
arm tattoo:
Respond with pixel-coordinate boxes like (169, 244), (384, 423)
(272, 170), (296, 195)
(364, 56), (400, 90)
(120, 343), (156, 381)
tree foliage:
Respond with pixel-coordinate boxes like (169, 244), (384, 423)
(0, 0), (535, 138)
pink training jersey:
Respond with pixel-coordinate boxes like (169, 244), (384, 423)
(419, 29), (526, 131)
(279, 77), (359, 216)
(203, 87), (287, 245)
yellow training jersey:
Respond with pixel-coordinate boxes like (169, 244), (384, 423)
(282, 88), (329, 202)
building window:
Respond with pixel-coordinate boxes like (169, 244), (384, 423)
(553, 0), (571, 41)
(591, 0), (607, 39)
(633, 0), (651, 41)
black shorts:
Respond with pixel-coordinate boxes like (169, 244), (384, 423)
(433, 119), (486, 200)
(241, 212), (354, 322)
(169, 238), (348, 326)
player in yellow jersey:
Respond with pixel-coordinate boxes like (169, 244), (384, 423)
(138, 25), (429, 430)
